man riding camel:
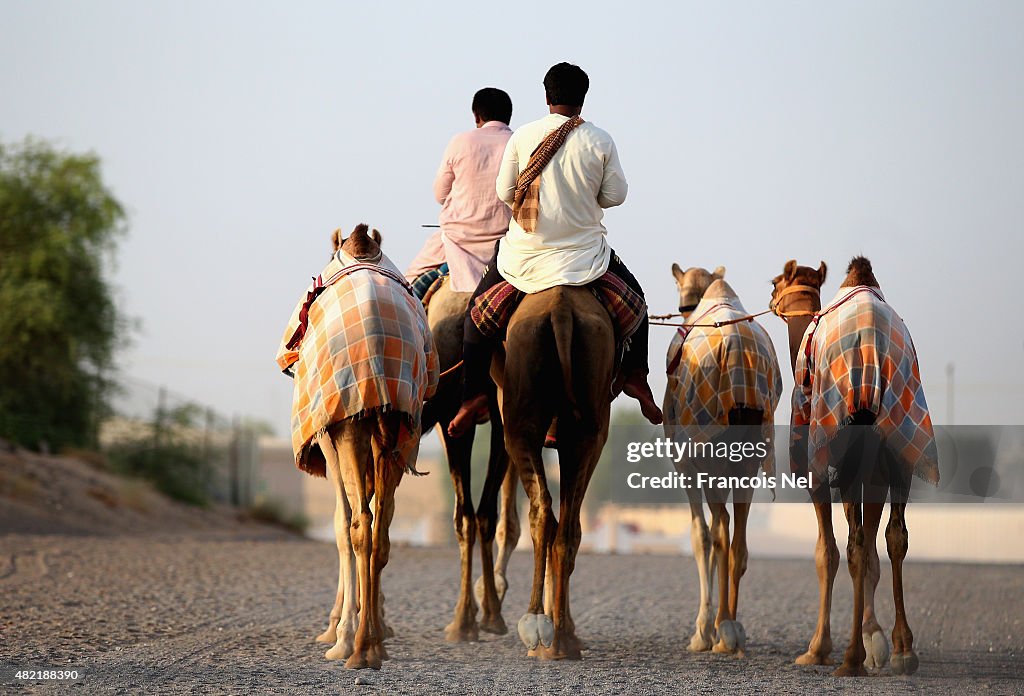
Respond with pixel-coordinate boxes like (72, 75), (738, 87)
(448, 62), (664, 437)
(405, 88), (514, 297)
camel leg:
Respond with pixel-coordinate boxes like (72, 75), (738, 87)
(474, 399), (510, 635)
(834, 493), (868, 677)
(366, 425), (405, 664)
(330, 423), (380, 670)
(492, 460), (520, 603)
(314, 434), (345, 644)
(722, 487), (752, 657)
(796, 487), (840, 666)
(887, 473), (918, 674)
(685, 485), (715, 652)
(861, 494), (888, 670)
(511, 439), (555, 654)
(439, 426), (479, 642)
(533, 424), (602, 660)
(317, 434), (360, 661)
(709, 496), (734, 655)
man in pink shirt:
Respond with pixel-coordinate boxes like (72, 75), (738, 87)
(406, 88), (513, 296)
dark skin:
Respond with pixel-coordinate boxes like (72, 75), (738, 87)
(448, 99), (662, 438)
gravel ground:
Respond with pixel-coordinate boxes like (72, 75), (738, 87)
(2, 530), (1022, 695)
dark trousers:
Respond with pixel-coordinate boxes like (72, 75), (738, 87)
(462, 244), (650, 400)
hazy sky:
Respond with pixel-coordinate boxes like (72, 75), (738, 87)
(2, 1), (1022, 433)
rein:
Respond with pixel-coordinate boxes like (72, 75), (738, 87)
(649, 308), (773, 329)
(650, 283), (822, 330)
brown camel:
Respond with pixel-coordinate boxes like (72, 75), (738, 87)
(285, 225), (437, 669)
(771, 257), (932, 676)
(499, 286), (615, 660)
(419, 279), (520, 641)
(665, 265), (783, 657)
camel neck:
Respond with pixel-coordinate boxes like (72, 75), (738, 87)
(787, 317), (813, 373)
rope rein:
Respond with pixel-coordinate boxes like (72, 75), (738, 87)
(650, 283), (822, 329)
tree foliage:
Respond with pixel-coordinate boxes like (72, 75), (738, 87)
(0, 138), (128, 450)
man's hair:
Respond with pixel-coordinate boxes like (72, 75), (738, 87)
(543, 62), (589, 107)
(472, 88), (513, 124)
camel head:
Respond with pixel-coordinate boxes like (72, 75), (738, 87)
(840, 256), (879, 289)
(770, 259), (827, 318)
(332, 224), (383, 261)
(671, 264), (725, 316)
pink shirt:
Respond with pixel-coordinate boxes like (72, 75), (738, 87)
(406, 121), (512, 292)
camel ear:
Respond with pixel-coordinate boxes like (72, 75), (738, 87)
(712, 265), (726, 280)
(783, 259), (798, 280)
(369, 228), (382, 245)
(817, 261), (828, 284)
(331, 228), (343, 252)
(671, 263), (685, 282)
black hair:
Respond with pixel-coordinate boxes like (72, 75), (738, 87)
(472, 87), (513, 124)
(543, 62), (589, 107)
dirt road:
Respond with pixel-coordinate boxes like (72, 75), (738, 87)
(2, 530), (1022, 695)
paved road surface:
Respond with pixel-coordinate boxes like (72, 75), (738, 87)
(2, 531), (1022, 694)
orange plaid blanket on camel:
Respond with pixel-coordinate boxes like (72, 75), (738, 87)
(276, 249), (438, 478)
(664, 282), (784, 475)
(792, 286), (939, 485)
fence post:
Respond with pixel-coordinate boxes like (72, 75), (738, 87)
(229, 415), (240, 506)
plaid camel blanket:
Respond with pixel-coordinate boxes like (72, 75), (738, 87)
(792, 286), (939, 485)
(276, 249), (439, 478)
(664, 283), (784, 476)
(469, 269), (646, 342)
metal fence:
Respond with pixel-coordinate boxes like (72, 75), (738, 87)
(101, 377), (259, 506)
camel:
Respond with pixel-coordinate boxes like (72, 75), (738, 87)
(771, 257), (938, 676)
(278, 225), (438, 669)
(664, 264), (783, 657)
(420, 278), (520, 641)
(499, 286), (615, 660)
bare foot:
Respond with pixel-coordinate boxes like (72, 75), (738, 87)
(622, 374), (664, 425)
(447, 394), (489, 438)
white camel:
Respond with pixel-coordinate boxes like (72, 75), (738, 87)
(663, 264), (783, 657)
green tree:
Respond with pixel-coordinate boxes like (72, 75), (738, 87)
(0, 138), (128, 451)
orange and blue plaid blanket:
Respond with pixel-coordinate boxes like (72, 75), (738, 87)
(469, 270), (646, 342)
(792, 286), (939, 484)
(276, 250), (439, 478)
(664, 282), (784, 475)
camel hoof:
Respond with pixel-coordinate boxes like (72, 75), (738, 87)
(713, 621), (737, 653)
(480, 613), (508, 635)
(688, 618), (715, 652)
(529, 639), (582, 661)
(833, 663), (869, 677)
(890, 650), (919, 675)
(713, 620), (747, 655)
(316, 618), (339, 644)
(444, 620), (479, 643)
(344, 649), (382, 670)
(688, 632), (713, 652)
(325, 638), (353, 661)
(796, 650), (834, 666)
(517, 613), (553, 650)
(518, 614), (539, 649)
(370, 641), (389, 662)
(863, 630), (890, 669)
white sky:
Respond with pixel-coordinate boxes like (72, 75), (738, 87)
(2, 1), (1022, 433)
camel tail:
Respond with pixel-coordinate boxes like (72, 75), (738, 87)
(371, 410), (413, 478)
(551, 303), (580, 420)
